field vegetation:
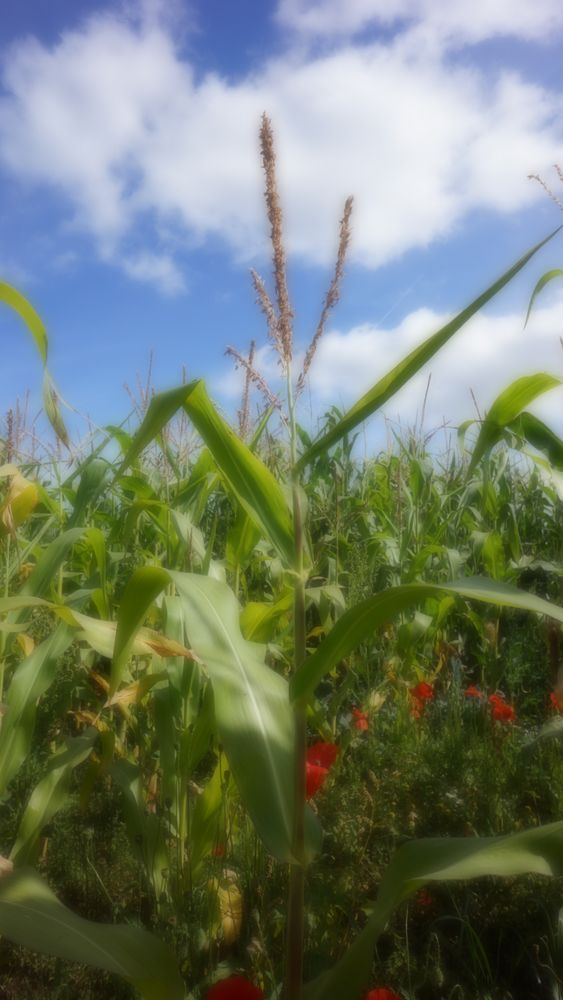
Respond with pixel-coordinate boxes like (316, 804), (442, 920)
(1, 120), (563, 999)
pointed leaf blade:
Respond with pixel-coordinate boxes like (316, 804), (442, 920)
(297, 226), (562, 469)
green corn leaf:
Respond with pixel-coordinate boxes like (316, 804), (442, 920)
(0, 624), (75, 796)
(0, 867), (184, 1000)
(20, 527), (87, 602)
(507, 411), (563, 470)
(119, 381), (294, 565)
(11, 729), (96, 866)
(240, 592), (293, 643)
(190, 753), (229, 877)
(468, 373), (562, 472)
(291, 576), (563, 703)
(111, 565), (170, 695)
(297, 226), (562, 469)
(169, 572), (319, 863)
(525, 268), (563, 326)
(67, 458), (111, 527)
(110, 759), (169, 897)
(303, 820), (563, 1000)
(0, 281), (48, 363)
(113, 568), (320, 863)
(42, 371), (69, 449)
(0, 282), (70, 445)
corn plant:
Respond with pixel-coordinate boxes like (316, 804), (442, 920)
(2, 118), (563, 1000)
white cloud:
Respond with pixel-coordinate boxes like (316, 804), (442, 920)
(276, 0), (563, 45)
(0, 5), (562, 289)
(304, 295), (563, 439)
(120, 251), (186, 294)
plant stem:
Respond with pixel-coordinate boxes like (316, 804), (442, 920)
(286, 371), (307, 999)
(0, 534), (10, 712)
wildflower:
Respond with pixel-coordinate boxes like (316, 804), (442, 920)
(550, 691), (563, 711)
(352, 707), (369, 731)
(305, 742), (338, 800)
(411, 681), (434, 701)
(415, 889), (433, 908)
(409, 680), (434, 718)
(465, 685), (484, 700)
(306, 762), (329, 799)
(212, 844), (226, 858)
(364, 989), (403, 1000)
(307, 742), (339, 768)
(488, 693), (516, 723)
(205, 975), (263, 999)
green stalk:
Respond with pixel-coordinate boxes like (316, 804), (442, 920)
(286, 371), (307, 1000)
(0, 534), (11, 712)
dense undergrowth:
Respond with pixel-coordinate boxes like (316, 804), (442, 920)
(2, 427), (563, 999)
(2, 119), (563, 1000)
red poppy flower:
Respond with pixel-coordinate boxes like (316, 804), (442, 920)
(306, 762), (329, 799)
(409, 681), (434, 718)
(491, 700), (516, 723)
(415, 889), (433, 907)
(550, 691), (563, 711)
(352, 707), (369, 731)
(305, 742), (338, 799)
(488, 692), (504, 705)
(307, 742), (339, 768)
(364, 989), (403, 1000)
(465, 685), (484, 700)
(212, 844), (226, 858)
(488, 693), (516, 722)
(410, 681), (434, 701)
(205, 976), (263, 999)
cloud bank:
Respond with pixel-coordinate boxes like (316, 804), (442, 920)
(0, 4), (562, 291)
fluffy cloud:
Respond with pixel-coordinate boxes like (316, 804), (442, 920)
(212, 292), (563, 453)
(276, 0), (563, 44)
(0, 5), (562, 290)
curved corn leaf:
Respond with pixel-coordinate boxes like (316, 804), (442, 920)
(291, 576), (563, 703)
(119, 381), (294, 565)
(11, 729), (96, 865)
(0, 282), (68, 445)
(110, 758), (169, 897)
(42, 371), (69, 448)
(190, 753), (229, 877)
(111, 565), (170, 695)
(20, 527), (87, 602)
(507, 411), (563, 470)
(113, 568), (320, 862)
(303, 820), (563, 1000)
(468, 373), (562, 473)
(169, 572), (321, 863)
(67, 458), (111, 528)
(525, 268), (563, 326)
(0, 624), (74, 796)
(297, 226), (562, 469)
(0, 867), (184, 1000)
(0, 281), (48, 363)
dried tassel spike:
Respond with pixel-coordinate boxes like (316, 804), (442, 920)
(225, 345), (283, 417)
(528, 172), (563, 211)
(297, 196), (353, 395)
(259, 114), (293, 368)
(238, 340), (256, 440)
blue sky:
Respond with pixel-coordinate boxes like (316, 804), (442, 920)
(1, 0), (563, 452)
